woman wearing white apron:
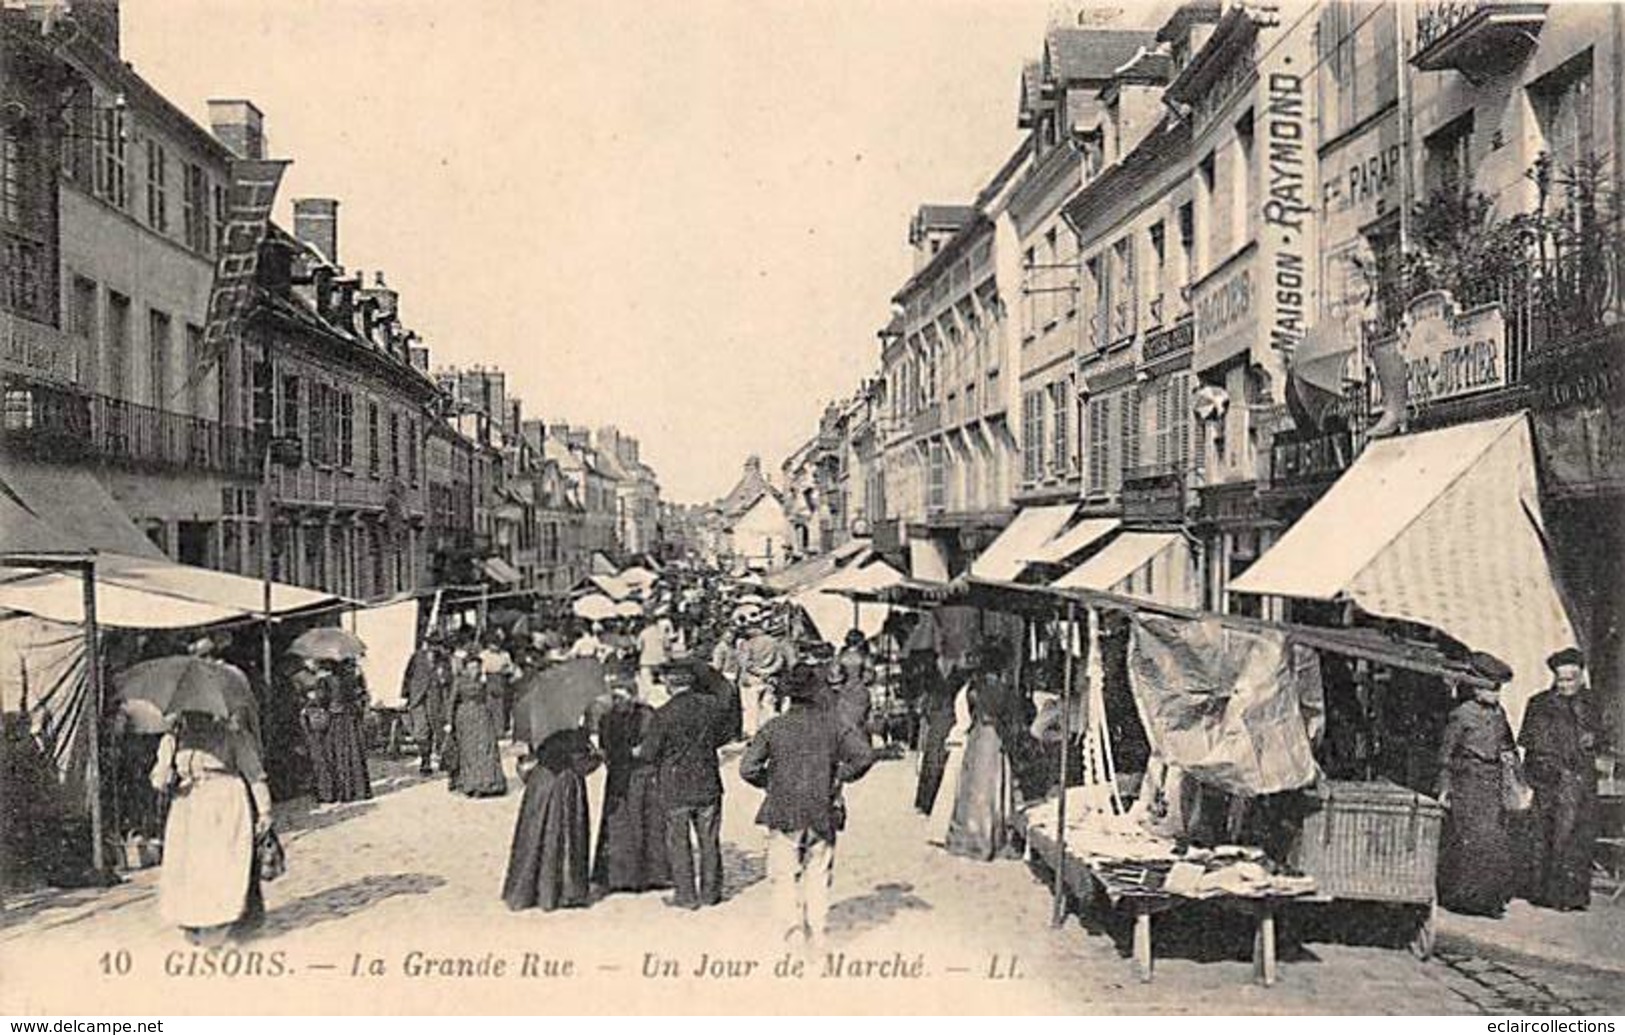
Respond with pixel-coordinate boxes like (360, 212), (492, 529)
(925, 667), (973, 847)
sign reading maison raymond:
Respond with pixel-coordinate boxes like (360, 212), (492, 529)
(1258, 32), (1316, 387)
(200, 158), (291, 361)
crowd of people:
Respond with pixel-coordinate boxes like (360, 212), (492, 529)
(103, 564), (1615, 950)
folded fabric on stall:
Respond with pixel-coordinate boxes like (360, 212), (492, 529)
(1127, 613), (1324, 797)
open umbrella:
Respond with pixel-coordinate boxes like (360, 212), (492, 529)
(573, 593), (618, 622)
(614, 600), (644, 619)
(510, 657), (608, 748)
(288, 626), (367, 662)
(114, 655), (259, 730)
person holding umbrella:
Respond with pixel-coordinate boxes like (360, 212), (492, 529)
(132, 657), (272, 945)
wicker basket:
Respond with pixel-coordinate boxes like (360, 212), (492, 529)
(1287, 780), (1442, 904)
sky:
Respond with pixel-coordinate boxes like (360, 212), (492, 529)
(120, 0), (1157, 503)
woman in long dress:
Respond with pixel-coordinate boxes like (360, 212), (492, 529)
(591, 691), (670, 892)
(291, 660), (335, 803)
(150, 712), (271, 944)
(947, 644), (1020, 861)
(502, 728), (601, 911)
(925, 662), (973, 847)
(1437, 657), (1519, 917)
(326, 660), (373, 802)
(450, 656), (507, 797)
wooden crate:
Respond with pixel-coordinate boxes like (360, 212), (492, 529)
(1287, 780), (1442, 905)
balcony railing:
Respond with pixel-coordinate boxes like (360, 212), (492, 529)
(1413, 2), (1547, 77)
(1, 372), (261, 476)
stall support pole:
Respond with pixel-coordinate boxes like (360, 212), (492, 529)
(260, 437), (274, 705)
(82, 561), (106, 875)
(1052, 601), (1075, 928)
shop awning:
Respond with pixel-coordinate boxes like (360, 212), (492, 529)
(1023, 518), (1120, 567)
(0, 456), (164, 560)
(583, 573), (631, 600)
(1229, 413), (1574, 730)
(764, 539), (868, 593)
(483, 557), (523, 585)
(969, 504), (1077, 581)
(1053, 532), (1182, 594)
(0, 552), (344, 629)
(590, 552), (619, 576)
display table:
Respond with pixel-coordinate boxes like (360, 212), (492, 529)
(1018, 797), (1321, 987)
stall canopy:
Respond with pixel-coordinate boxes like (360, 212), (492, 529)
(1023, 518), (1119, 568)
(0, 456), (165, 560)
(764, 538), (868, 594)
(482, 557), (523, 586)
(1053, 531), (1195, 606)
(589, 552), (619, 576)
(1228, 413), (1574, 729)
(0, 553), (343, 628)
(970, 504), (1077, 581)
(792, 558), (905, 645)
(582, 573), (631, 601)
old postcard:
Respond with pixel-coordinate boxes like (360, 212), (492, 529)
(0, 0), (1621, 1017)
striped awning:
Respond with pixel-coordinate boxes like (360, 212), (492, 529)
(1053, 532), (1180, 593)
(1229, 413), (1574, 731)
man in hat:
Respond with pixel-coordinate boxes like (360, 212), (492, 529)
(738, 614), (788, 738)
(637, 659), (739, 909)
(403, 633), (449, 775)
(1519, 646), (1614, 910)
(740, 665), (874, 950)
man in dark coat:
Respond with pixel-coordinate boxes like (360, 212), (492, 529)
(1520, 647), (1614, 910)
(403, 637), (448, 775)
(913, 656), (957, 815)
(638, 660), (739, 909)
(740, 672), (874, 948)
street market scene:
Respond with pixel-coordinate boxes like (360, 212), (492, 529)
(1, 0), (1623, 1019)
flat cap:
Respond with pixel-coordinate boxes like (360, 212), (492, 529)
(1546, 646), (1585, 671)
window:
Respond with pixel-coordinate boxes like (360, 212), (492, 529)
(1196, 152), (1216, 273)
(339, 391), (354, 468)
(1111, 237), (1136, 341)
(1423, 113), (1474, 198)
(95, 105), (127, 209)
(1234, 110), (1255, 247)
(1021, 390), (1044, 481)
(1086, 255), (1107, 350)
(0, 124), (22, 225)
(1177, 202), (1196, 302)
(407, 418), (419, 486)
(1318, 4), (1397, 143)
(147, 309), (171, 408)
(144, 138), (168, 233)
(70, 277), (97, 386)
(1022, 247), (1037, 338)
(389, 411), (401, 478)
(183, 164), (213, 254)
(309, 383), (330, 465)
(185, 324), (204, 416)
(1049, 380), (1071, 475)
(281, 374), (302, 445)
(1087, 396), (1112, 494)
(213, 183), (227, 249)
(106, 291), (130, 397)
(1530, 50), (1596, 178)
(367, 401), (380, 475)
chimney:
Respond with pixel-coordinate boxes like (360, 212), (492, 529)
(293, 198), (339, 266)
(66, 0), (120, 53)
(207, 99), (265, 160)
(409, 345), (430, 372)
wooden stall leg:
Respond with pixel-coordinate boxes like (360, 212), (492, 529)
(1409, 899), (1438, 961)
(1253, 908), (1277, 987)
(1133, 905), (1153, 983)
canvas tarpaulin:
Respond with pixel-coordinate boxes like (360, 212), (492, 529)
(0, 612), (93, 799)
(347, 598), (422, 708)
(1228, 413), (1574, 731)
(792, 558), (903, 645)
(0, 552), (340, 628)
(1127, 613), (1325, 797)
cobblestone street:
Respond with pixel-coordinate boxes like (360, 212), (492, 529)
(3, 749), (1620, 1015)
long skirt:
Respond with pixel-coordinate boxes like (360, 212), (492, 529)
(1531, 772), (1598, 909)
(502, 765), (591, 911)
(946, 724), (1011, 861)
(925, 737), (965, 846)
(592, 765), (671, 891)
(304, 726), (336, 803)
(159, 775), (254, 930)
(326, 710), (373, 802)
(1438, 757), (1516, 916)
(452, 700), (507, 797)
